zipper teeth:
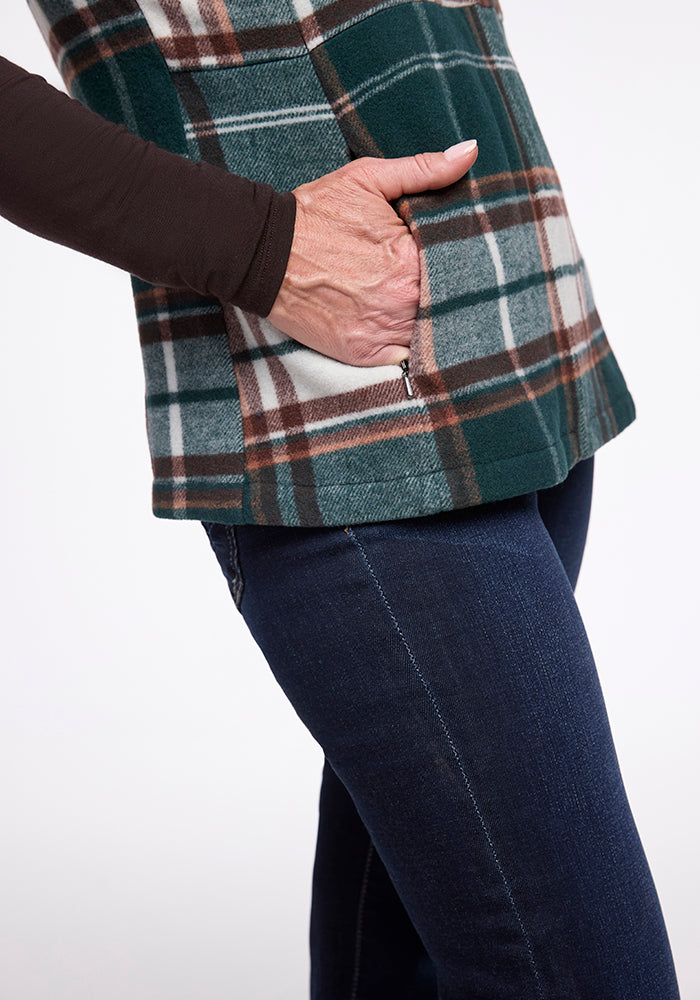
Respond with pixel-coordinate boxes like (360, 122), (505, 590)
(400, 359), (415, 399)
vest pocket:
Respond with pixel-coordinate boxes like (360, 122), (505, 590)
(184, 54), (429, 494)
(301, 0), (562, 406)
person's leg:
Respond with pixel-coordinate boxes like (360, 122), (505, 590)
(309, 757), (437, 999)
(536, 456), (595, 590)
(204, 517), (434, 998)
(307, 455), (597, 999)
(204, 479), (678, 999)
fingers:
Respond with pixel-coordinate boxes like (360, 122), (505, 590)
(268, 141), (479, 366)
(358, 139), (478, 202)
(370, 344), (411, 367)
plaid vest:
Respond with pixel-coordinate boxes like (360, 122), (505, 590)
(28, 0), (635, 526)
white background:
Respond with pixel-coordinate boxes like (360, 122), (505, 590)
(1, 1), (698, 997)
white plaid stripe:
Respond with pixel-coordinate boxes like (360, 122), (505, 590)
(277, 348), (400, 404)
(184, 103), (336, 140)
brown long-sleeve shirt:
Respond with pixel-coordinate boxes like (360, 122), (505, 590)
(0, 55), (296, 316)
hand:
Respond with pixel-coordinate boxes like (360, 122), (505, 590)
(267, 140), (479, 366)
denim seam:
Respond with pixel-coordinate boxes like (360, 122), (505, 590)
(344, 526), (545, 1000)
(350, 839), (374, 1000)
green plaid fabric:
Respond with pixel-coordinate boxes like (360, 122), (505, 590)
(29, 0), (635, 526)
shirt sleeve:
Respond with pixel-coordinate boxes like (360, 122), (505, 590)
(0, 55), (296, 316)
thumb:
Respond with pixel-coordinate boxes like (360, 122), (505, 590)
(365, 140), (479, 202)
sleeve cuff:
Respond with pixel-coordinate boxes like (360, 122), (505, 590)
(231, 189), (297, 317)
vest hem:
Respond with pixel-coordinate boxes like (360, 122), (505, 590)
(150, 388), (635, 527)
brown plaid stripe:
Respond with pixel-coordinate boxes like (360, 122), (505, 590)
(132, 0), (502, 70)
(28, 0), (152, 85)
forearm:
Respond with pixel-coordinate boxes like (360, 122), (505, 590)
(0, 56), (295, 315)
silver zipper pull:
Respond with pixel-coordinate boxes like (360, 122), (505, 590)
(400, 359), (415, 398)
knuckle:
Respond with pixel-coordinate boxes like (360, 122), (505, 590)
(387, 267), (418, 299)
(389, 256), (420, 300)
(411, 151), (434, 182)
(399, 249), (420, 285)
(347, 156), (376, 184)
(385, 236), (418, 274)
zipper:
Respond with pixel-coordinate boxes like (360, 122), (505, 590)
(400, 359), (415, 399)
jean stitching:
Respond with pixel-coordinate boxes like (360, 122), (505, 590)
(345, 526), (545, 1000)
(350, 839), (374, 1000)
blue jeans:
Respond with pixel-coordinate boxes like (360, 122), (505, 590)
(203, 458), (678, 999)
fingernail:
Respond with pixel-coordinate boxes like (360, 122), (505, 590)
(444, 139), (478, 160)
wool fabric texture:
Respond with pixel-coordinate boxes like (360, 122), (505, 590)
(29, 0), (635, 526)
